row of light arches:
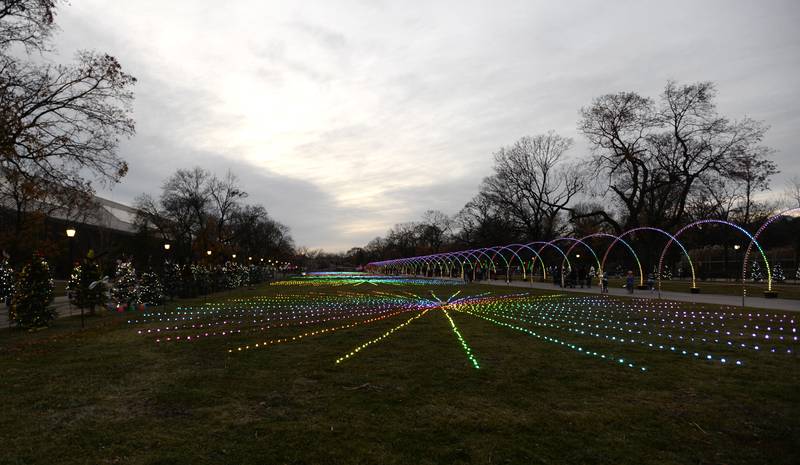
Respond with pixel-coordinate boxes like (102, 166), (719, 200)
(366, 209), (800, 298)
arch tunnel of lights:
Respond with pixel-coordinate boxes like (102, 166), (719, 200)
(366, 210), (800, 299)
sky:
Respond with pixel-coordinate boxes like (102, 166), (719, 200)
(49, 0), (800, 251)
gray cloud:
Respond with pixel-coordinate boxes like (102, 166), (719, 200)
(46, 0), (800, 251)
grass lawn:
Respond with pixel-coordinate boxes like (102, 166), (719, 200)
(0, 277), (797, 465)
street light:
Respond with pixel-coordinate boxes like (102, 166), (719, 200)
(575, 254), (581, 258)
(163, 243), (171, 251)
(248, 256), (252, 261)
(232, 254), (237, 259)
(65, 227), (76, 271)
(733, 244), (741, 250)
(206, 250), (212, 256)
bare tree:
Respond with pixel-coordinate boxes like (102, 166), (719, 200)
(579, 81), (771, 230)
(0, 0), (57, 51)
(480, 132), (584, 240)
(723, 147), (779, 224)
(0, 2), (135, 259)
(209, 170), (247, 243)
(416, 210), (451, 252)
(1, 52), (135, 192)
(786, 175), (800, 209)
(161, 167), (212, 240)
(453, 194), (520, 248)
(136, 167), (294, 261)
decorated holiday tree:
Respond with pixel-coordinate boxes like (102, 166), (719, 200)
(248, 264), (260, 285)
(191, 264), (211, 295)
(223, 262), (247, 289)
(211, 265), (226, 291)
(772, 263), (786, 282)
(138, 271), (164, 306)
(9, 254), (55, 328)
(111, 260), (138, 309)
(180, 263), (196, 297)
(67, 251), (107, 316)
(0, 257), (13, 307)
(663, 265), (673, 281)
(161, 261), (182, 300)
(750, 260), (764, 283)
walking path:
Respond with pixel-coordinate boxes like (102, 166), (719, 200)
(470, 278), (799, 312)
(0, 296), (74, 329)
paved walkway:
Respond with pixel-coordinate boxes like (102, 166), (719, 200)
(0, 296), (75, 328)
(469, 278), (799, 312)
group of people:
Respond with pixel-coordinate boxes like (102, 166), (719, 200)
(459, 265), (659, 296)
(550, 267), (658, 295)
(550, 265), (597, 289)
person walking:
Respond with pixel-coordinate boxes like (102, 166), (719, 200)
(600, 273), (609, 294)
(625, 270), (635, 294)
(646, 273), (655, 293)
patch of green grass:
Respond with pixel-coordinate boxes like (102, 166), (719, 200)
(0, 282), (797, 465)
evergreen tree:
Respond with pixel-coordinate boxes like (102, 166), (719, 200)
(191, 264), (211, 295)
(162, 261), (182, 300)
(138, 271), (164, 306)
(223, 262), (247, 289)
(0, 258), (13, 307)
(663, 265), (673, 281)
(248, 264), (260, 285)
(10, 254), (55, 328)
(772, 263), (786, 282)
(67, 251), (107, 316)
(111, 260), (138, 308)
(750, 260), (764, 283)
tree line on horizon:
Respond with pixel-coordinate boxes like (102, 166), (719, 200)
(339, 81), (800, 272)
(134, 167), (295, 264)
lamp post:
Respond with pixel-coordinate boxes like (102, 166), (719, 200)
(734, 244), (744, 306)
(65, 227), (78, 326)
(66, 227), (76, 269)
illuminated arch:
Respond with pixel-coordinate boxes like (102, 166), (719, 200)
(550, 237), (603, 281)
(469, 247), (506, 280)
(743, 208), (800, 289)
(563, 233), (641, 284)
(527, 241), (572, 277)
(505, 243), (549, 280)
(604, 227), (694, 288)
(487, 245), (526, 279)
(471, 248), (499, 273)
(658, 220), (771, 291)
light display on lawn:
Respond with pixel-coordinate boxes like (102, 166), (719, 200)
(272, 272), (457, 287)
(127, 275), (796, 372)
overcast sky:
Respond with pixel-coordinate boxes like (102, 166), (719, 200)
(50, 0), (800, 251)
